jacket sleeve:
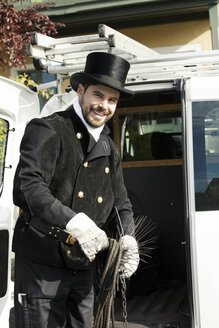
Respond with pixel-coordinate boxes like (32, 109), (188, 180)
(110, 142), (135, 237)
(13, 118), (76, 228)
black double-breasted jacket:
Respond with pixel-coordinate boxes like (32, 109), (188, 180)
(12, 105), (134, 268)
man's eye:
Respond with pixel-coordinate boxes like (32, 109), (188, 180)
(94, 92), (102, 98)
(109, 99), (117, 104)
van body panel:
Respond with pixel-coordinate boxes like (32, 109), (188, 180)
(184, 76), (219, 328)
(0, 77), (40, 328)
(195, 211), (219, 328)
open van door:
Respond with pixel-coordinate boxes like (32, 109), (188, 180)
(183, 76), (219, 328)
(0, 77), (39, 327)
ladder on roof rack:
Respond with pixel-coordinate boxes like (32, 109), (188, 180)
(26, 24), (157, 74)
(27, 24), (219, 82)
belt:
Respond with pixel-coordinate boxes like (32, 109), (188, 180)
(25, 214), (76, 246)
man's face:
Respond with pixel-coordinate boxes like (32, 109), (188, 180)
(77, 83), (120, 128)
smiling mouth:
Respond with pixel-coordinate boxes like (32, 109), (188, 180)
(92, 110), (106, 118)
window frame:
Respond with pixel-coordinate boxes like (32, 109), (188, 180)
(113, 103), (183, 168)
(0, 118), (9, 194)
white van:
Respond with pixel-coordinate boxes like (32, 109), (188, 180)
(111, 75), (219, 328)
(1, 27), (219, 327)
(0, 77), (40, 328)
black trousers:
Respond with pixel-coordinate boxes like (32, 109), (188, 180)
(14, 256), (94, 328)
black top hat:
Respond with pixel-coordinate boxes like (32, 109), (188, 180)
(70, 52), (134, 99)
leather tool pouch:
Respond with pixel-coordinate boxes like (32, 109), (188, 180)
(60, 240), (91, 271)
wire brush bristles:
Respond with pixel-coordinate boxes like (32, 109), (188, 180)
(93, 216), (159, 327)
(126, 215), (159, 265)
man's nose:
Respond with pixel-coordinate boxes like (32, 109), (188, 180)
(100, 99), (108, 110)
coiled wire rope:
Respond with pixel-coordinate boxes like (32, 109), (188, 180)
(93, 238), (123, 328)
(93, 213), (159, 328)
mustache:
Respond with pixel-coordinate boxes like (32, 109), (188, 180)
(91, 106), (106, 113)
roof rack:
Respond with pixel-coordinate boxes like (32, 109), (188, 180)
(27, 24), (157, 73)
(26, 24), (219, 82)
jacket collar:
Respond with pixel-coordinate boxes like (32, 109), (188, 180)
(66, 105), (111, 160)
(85, 134), (111, 162)
(73, 97), (104, 142)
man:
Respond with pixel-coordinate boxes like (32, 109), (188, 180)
(12, 52), (139, 328)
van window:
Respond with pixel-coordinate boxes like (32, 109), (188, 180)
(113, 104), (182, 167)
(0, 118), (9, 192)
(193, 101), (219, 210)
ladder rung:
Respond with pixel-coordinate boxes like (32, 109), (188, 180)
(47, 64), (83, 74)
(30, 32), (104, 48)
(45, 40), (110, 56)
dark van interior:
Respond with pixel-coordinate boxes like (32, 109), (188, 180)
(111, 86), (191, 328)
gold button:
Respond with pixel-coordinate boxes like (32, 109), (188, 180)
(66, 250), (71, 255)
(105, 167), (110, 174)
(76, 132), (83, 139)
(97, 196), (103, 204)
(83, 162), (88, 168)
(78, 191), (84, 198)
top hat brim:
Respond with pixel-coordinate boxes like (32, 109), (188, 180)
(70, 72), (135, 100)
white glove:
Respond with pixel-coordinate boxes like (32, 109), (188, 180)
(66, 213), (109, 261)
(119, 235), (140, 278)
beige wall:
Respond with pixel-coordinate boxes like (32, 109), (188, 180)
(119, 19), (212, 51)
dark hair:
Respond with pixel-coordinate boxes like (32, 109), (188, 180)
(81, 81), (99, 92)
